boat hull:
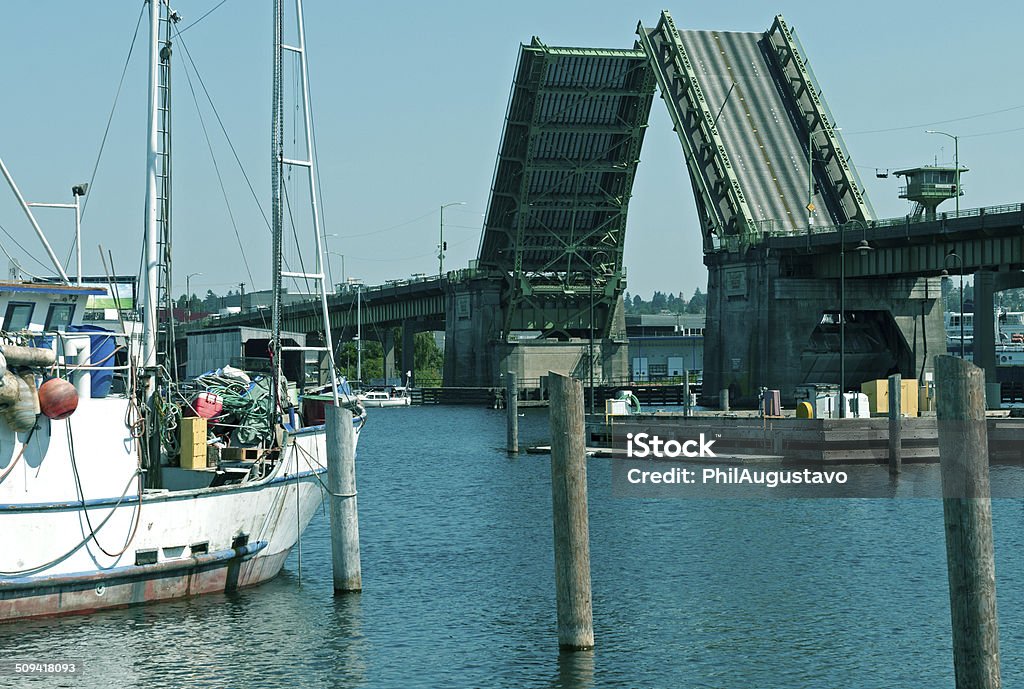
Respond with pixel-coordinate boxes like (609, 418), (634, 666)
(0, 416), (351, 623)
(0, 541), (289, 621)
(359, 398), (410, 407)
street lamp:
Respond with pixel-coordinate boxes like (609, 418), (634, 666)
(925, 130), (960, 216)
(839, 223), (872, 415)
(25, 182), (89, 284)
(942, 251), (965, 358)
(327, 251), (346, 286)
(185, 272), (202, 324)
(807, 127), (841, 230)
(439, 201), (465, 276)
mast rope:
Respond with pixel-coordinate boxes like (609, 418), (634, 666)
(76, 1), (148, 232)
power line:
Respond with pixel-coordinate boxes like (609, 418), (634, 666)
(846, 103), (1024, 135)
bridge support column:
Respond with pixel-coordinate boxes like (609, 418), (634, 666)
(401, 322), (416, 387)
(443, 278), (503, 387)
(382, 328), (396, 385)
(974, 270), (996, 381)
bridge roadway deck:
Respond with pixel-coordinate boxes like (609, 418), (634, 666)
(752, 204), (1024, 278)
(681, 29), (826, 232)
(213, 274), (450, 334)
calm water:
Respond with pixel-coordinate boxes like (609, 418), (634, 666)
(4, 406), (1024, 688)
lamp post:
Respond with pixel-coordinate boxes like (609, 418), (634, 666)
(328, 251), (346, 287)
(839, 223), (872, 415)
(25, 182), (89, 284)
(185, 272), (202, 323)
(926, 130), (960, 216)
(807, 127), (841, 230)
(943, 251), (965, 358)
(439, 201), (465, 276)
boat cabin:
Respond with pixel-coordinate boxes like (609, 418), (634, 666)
(0, 281), (105, 333)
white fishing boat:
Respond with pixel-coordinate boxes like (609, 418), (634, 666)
(0, 0), (360, 621)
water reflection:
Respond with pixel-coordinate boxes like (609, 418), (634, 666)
(550, 649), (594, 689)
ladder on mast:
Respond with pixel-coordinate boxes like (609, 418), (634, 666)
(271, 0), (340, 414)
(155, 4), (180, 378)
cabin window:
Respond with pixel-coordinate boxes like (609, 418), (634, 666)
(3, 302), (34, 331)
(44, 303), (75, 330)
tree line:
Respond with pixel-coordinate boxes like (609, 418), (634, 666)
(624, 288), (707, 315)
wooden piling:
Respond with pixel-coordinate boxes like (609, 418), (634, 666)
(935, 355), (1000, 688)
(548, 372), (594, 651)
(683, 369), (691, 417)
(326, 404), (362, 593)
(888, 373), (902, 475)
(506, 371), (519, 454)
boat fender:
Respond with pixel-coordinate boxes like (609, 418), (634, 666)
(5, 376), (37, 432)
(19, 372), (40, 415)
(0, 370), (20, 410)
(0, 344), (56, 368)
(39, 377), (78, 420)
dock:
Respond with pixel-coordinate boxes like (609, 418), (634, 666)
(583, 411), (1024, 465)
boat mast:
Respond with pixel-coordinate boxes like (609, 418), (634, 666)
(143, 0), (161, 378)
(142, 0), (164, 488)
(357, 285), (362, 383)
(270, 0), (284, 425)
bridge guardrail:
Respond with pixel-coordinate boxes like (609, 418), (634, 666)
(758, 202), (1024, 241)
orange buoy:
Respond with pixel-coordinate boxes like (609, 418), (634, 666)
(39, 378), (78, 420)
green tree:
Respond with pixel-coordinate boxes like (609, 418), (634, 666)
(686, 287), (707, 313)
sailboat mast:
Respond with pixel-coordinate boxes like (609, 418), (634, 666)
(270, 0), (284, 423)
(357, 286), (362, 383)
(142, 0), (162, 376)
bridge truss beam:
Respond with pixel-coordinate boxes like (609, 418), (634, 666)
(477, 38), (656, 340)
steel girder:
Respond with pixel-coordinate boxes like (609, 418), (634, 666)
(478, 37), (656, 340)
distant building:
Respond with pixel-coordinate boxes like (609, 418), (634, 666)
(625, 313), (704, 381)
(241, 288), (318, 312)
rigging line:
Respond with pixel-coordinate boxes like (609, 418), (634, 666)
(80, 1), (147, 224)
(0, 220), (55, 277)
(845, 103), (1024, 135)
(67, 419), (143, 559)
(0, 467), (143, 576)
(280, 179), (316, 304)
(176, 0), (230, 34)
(306, 62), (334, 288)
(344, 236), (479, 264)
(171, 25), (273, 235)
(335, 209), (438, 239)
(175, 32), (258, 296)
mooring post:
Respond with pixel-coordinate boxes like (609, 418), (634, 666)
(548, 372), (594, 651)
(719, 388), (729, 412)
(506, 371), (519, 454)
(326, 404), (362, 593)
(935, 356), (1000, 688)
(683, 369), (691, 417)
(888, 373), (902, 475)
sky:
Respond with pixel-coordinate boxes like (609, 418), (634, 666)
(1, 1), (1023, 302)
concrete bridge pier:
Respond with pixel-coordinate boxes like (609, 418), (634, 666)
(381, 328), (395, 384)
(704, 257), (945, 406)
(443, 277), (503, 387)
(401, 322), (416, 387)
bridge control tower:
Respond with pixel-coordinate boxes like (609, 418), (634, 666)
(894, 166), (968, 220)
